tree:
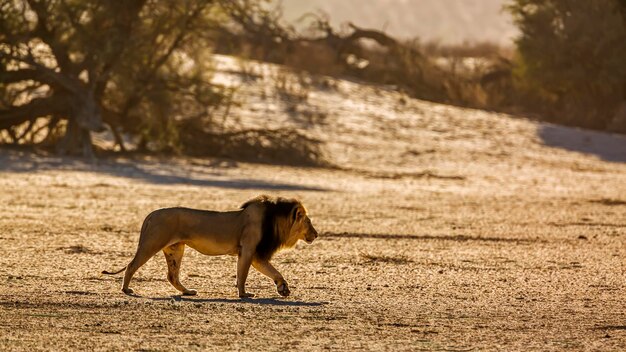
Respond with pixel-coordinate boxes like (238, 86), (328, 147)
(0, 0), (223, 157)
(507, 0), (626, 129)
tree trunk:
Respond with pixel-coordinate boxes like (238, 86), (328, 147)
(56, 119), (95, 159)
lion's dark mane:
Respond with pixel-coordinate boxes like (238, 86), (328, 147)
(240, 195), (299, 260)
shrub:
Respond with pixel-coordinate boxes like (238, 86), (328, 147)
(507, 0), (626, 130)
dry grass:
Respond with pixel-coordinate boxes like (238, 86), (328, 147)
(360, 253), (413, 265)
(0, 57), (625, 350)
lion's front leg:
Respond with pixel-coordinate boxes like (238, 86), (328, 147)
(252, 258), (290, 297)
(237, 248), (255, 298)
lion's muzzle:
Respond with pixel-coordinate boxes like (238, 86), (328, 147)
(305, 227), (318, 244)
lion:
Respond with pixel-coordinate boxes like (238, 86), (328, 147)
(102, 195), (318, 298)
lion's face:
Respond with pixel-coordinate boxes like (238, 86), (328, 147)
(291, 206), (318, 244)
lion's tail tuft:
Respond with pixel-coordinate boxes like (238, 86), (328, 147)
(102, 266), (126, 275)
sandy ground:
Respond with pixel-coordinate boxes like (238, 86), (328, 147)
(1, 57), (625, 351)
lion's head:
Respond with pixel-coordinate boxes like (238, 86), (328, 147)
(241, 195), (319, 260)
(288, 203), (318, 244)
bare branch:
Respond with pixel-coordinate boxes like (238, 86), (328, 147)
(0, 51), (82, 93)
(0, 96), (66, 130)
(25, 0), (74, 72)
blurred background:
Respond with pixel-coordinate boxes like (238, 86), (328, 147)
(281, 0), (518, 46)
(1, 0), (625, 162)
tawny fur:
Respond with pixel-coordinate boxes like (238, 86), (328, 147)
(102, 195), (318, 298)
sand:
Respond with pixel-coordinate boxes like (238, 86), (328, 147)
(0, 56), (625, 351)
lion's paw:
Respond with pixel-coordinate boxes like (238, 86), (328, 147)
(183, 289), (197, 296)
(277, 282), (290, 297)
(239, 292), (255, 298)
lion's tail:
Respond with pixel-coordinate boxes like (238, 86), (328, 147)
(101, 266), (127, 275)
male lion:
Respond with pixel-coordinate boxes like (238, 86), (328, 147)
(102, 195), (318, 298)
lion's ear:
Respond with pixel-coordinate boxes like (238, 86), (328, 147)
(291, 206), (299, 223)
(291, 206), (303, 223)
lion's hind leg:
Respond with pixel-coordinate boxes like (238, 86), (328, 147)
(163, 243), (197, 296)
(122, 238), (169, 295)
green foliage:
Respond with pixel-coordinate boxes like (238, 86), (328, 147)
(0, 0), (228, 155)
(507, 0), (626, 129)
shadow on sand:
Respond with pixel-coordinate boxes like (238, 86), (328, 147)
(323, 231), (543, 244)
(538, 124), (626, 163)
(150, 295), (327, 307)
(0, 149), (328, 192)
